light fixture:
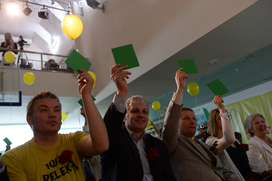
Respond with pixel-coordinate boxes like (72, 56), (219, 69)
(23, 3), (32, 16)
(86, 0), (104, 13)
(7, 0), (19, 15)
(38, 6), (49, 19)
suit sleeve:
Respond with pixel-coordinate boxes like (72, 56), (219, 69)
(162, 100), (183, 155)
(222, 164), (242, 181)
(103, 102), (126, 154)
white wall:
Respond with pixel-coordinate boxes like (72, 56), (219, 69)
(74, 0), (258, 103)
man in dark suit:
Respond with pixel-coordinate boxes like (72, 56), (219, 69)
(101, 64), (176, 181)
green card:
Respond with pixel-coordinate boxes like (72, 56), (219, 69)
(78, 99), (83, 107)
(207, 79), (229, 96)
(65, 50), (92, 74)
(178, 59), (198, 74)
(3, 137), (12, 146)
(111, 44), (140, 69)
(78, 96), (96, 106)
(202, 108), (209, 120)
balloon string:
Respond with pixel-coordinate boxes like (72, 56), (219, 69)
(194, 96), (197, 107)
(72, 39), (75, 50)
(74, 71), (81, 127)
(157, 111), (160, 121)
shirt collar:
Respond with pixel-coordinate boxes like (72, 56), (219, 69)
(125, 126), (147, 142)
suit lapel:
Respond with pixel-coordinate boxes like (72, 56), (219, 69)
(186, 137), (217, 166)
(144, 135), (159, 180)
(195, 139), (217, 166)
(122, 125), (142, 166)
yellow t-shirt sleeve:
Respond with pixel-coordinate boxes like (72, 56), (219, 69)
(73, 131), (89, 155)
(0, 151), (28, 181)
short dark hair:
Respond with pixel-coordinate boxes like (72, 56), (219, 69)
(234, 132), (242, 139)
(182, 108), (194, 112)
(48, 59), (55, 63)
(27, 91), (62, 116)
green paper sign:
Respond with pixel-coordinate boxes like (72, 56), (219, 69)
(3, 137), (12, 146)
(203, 108), (209, 120)
(207, 79), (229, 96)
(111, 44), (140, 69)
(78, 99), (83, 107)
(178, 59), (198, 74)
(65, 50), (92, 74)
(78, 96), (96, 106)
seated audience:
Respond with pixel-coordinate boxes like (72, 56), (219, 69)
(5, 146), (11, 153)
(205, 99), (244, 180)
(244, 113), (272, 178)
(81, 106), (101, 181)
(226, 131), (264, 181)
(235, 132), (243, 144)
(101, 64), (176, 181)
(0, 69), (109, 180)
(0, 33), (18, 66)
(48, 59), (59, 68)
(43, 62), (49, 70)
(162, 68), (240, 181)
(28, 61), (35, 70)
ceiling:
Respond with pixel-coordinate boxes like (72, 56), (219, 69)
(96, 0), (272, 115)
(1, 0), (272, 131)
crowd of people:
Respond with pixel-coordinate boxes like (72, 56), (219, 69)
(0, 65), (271, 181)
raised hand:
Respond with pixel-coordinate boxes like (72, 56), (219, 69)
(213, 95), (225, 113)
(77, 69), (94, 96)
(175, 68), (189, 94)
(110, 64), (131, 98)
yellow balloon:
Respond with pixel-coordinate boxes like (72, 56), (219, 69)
(62, 112), (67, 121)
(4, 51), (15, 63)
(152, 101), (161, 111)
(187, 82), (199, 97)
(23, 72), (35, 85)
(88, 71), (96, 88)
(88, 71), (96, 81)
(62, 14), (83, 39)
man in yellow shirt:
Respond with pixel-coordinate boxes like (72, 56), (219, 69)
(0, 69), (109, 181)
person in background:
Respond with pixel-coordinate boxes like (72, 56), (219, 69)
(205, 99), (244, 180)
(5, 146), (11, 153)
(225, 130), (264, 181)
(48, 59), (56, 67)
(43, 62), (49, 70)
(235, 132), (243, 144)
(0, 33), (18, 66)
(244, 113), (272, 179)
(28, 62), (35, 70)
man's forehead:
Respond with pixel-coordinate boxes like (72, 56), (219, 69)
(34, 98), (61, 107)
(181, 110), (195, 116)
(129, 101), (148, 109)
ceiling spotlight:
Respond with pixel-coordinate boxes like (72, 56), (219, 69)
(23, 6), (32, 16)
(38, 6), (49, 19)
(86, 0), (104, 13)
